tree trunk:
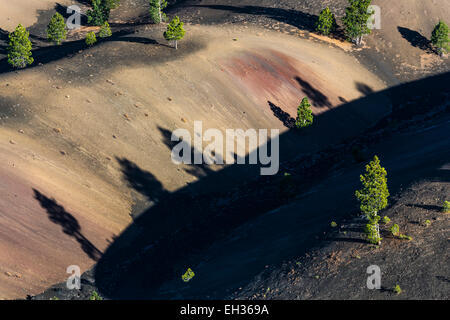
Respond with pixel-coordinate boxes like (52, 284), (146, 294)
(175, 40), (178, 50)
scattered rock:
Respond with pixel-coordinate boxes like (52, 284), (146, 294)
(9, 140), (16, 145)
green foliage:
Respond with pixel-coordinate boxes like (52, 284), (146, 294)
(149, 0), (168, 24)
(342, 0), (373, 45)
(164, 16), (186, 49)
(89, 290), (103, 300)
(398, 234), (412, 241)
(182, 268), (195, 282)
(85, 32), (97, 46)
(330, 221), (338, 228)
(356, 155), (388, 245)
(295, 97), (314, 129)
(394, 284), (402, 295)
(316, 7), (337, 36)
(47, 12), (67, 45)
(365, 216), (382, 244)
(7, 24), (34, 69)
(382, 216), (391, 224)
(87, 0), (111, 26)
(442, 200), (450, 213)
(98, 21), (112, 38)
(431, 21), (450, 56)
(390, 223), (399, 237)
(50, 296), (59, 300)
(355, 155), (389, 219)
(423, 219), (431, 227)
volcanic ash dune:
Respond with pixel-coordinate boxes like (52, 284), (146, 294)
(0, 24), (387, 299)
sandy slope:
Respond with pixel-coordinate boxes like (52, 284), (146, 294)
(0, 22), (388, 298)
(0, 0), (73, 31)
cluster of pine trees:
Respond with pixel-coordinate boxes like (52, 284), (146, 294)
(6, 0), (187, 69)
(5, 0), (448, 69)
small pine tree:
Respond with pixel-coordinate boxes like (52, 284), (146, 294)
(87, 0), (111, 26)
(342, 0), (373, 45)
(431, 21), (450, 57)
(98, 21), (112, 38)
(164, 16), (186, 50)
(295, 97), (314, 129)
(316, 7), (337, 36)
(149, 0), (168, 24)
(86, 32), (97, 46)
(355, 155), (389, 245)
(7, 24), (34, 69)
(47, 12), (67, 45)
(443, 200), (450, 213)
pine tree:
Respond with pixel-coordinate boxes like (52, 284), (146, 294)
(149, 0), (168, 24)
(7, 24), (34, 69)
(295, 97), (314, 129)
(47, 12), (67, 45)
(342, 0), (373, 45)
(98, 21), (112, 38)
(86, 32), (97, 46)
(431, 21), (450, 57)
(164, 16), (186, 50)
(316, 7), (337, 36)
(355, 155), (389, 245)
(87, 0), (111, 26)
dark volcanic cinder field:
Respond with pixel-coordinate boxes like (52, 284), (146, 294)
(0, 0), (448, 301)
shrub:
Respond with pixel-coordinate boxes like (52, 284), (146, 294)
(423, 219), (431, 227)
(182, 268), (195, 282)
(390, 224), (400, 237)
(394, 284), (402, 295)
(98, 21), (112, 38)
(330, 221), (338, 228)
(442, 200), (450, 213)
(47, 12), (67, 45)
(89, 290), (103, 300)
(382, 216), (391, 224)
(85, 32), (97, 46)
(295, 97), (314, 129)
(7, 24), (34, 69)
(316, 7), (337, 36)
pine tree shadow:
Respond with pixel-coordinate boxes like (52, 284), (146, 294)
(33, 189), (102, 261)
(397, 27), (434, 53)
(268, 101), (295, 129)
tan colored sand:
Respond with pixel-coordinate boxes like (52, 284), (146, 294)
(0, 24), (386, 298)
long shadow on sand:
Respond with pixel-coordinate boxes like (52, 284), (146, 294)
(93, 71), (450, 299)
(397, 27), (434, 53)
(33, 189), (102, 261)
